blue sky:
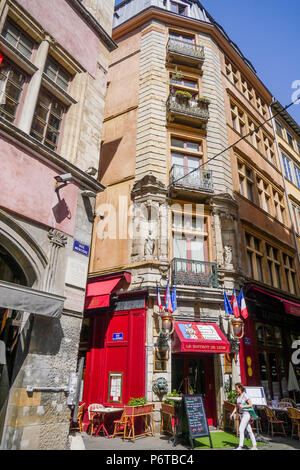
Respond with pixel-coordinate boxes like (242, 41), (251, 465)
(114, 0), (300, 123)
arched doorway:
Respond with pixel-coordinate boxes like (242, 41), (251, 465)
(0, 245), (33, 443)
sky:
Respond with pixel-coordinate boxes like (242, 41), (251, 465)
(114, 0), (300, 124)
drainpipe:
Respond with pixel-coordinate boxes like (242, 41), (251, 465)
(269, 100), (300, 268)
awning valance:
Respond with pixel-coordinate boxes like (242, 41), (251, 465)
(0, 281), (65, 318)
(172, 322), (230, 354)
(84, 272), (131, 310)
(251, 287), (300, 318)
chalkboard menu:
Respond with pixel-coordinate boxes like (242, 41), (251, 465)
(181, 395), (212, 449)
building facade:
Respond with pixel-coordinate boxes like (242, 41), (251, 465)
(0, 0), (115, 449)
(80, 0), (300, 431)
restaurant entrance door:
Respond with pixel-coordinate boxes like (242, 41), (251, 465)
(172, 354), (216, 425)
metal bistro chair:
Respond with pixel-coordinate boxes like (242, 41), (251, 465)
(287, 408), (300, 439)
(264, 406), (287, 437)
(88, 403), (105, 436)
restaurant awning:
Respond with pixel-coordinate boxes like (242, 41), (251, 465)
(84, 272), (131, 310)
(0, 280), (65, 318)
(251, 287), (300, 318)
(172, 321), (230, 354)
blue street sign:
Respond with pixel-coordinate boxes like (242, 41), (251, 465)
(73, 240), (90, 257)
(113, 333), (124, 341)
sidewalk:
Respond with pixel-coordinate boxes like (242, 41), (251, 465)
(79, 432), (300, 451)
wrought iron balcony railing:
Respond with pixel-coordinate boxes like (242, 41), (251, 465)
(167, 38), (205, 63)
(172, 258), (219, 288)
(167, 94), (210, 123)
(170, 165), (213, 192)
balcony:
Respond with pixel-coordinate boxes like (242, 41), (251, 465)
(167, 93), (210, 129)
(167, 38), (205, 69)
(172, 258), (219, 288)
(170, 165), (213, 196)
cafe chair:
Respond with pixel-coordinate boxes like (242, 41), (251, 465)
(264, 406), (287, 437)
(88, 403), (105, 436)
(281, 398), (297, 408)
(277, 401), (292, 408)
(112, 411), (130, 439)
(70, 403), (85, 433)
(287, 408), (300, 439)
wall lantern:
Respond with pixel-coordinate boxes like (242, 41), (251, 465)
(230, 317), (245, 340)
(159, 310), (174, 339)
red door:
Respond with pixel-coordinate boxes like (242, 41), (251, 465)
(172, 354), (217, 426)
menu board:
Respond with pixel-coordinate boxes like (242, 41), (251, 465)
(182, 395), (212, 449)
(244, 386), (267, 406)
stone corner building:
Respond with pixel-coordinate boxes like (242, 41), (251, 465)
(80, 0), (300, 432)
(0, 0), (115, 450)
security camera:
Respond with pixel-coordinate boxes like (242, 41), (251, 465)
(81, 190), (96, 198)
(54, 173), (73, 183)
(85, 167), (97, 176)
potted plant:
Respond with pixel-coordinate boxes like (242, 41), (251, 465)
(162, 389), (181, 414)
(126, 397), (153, 415)
(199, 96), (211, 104)
(174, 89), (193, 104)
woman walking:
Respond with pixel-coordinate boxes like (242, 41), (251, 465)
(230, 383), (258, 450)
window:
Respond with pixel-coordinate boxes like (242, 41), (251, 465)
(44, 58), (71, 91)
(170, 2), (187, 15)
(172, 210), (208, 268)
(256, 94), (267, 118)
(286, 130), (294, 149)
(283, 254), (297, 295)
(2, 20), (34, 59)
(257, 178), (271, 214)
(294, 165), (300, 189)
(231, 103), (246, 135)
(246, 234), (264, 282)
(170, 74), (198, 98)
(225, 58), (239, 87)
(297, 142), (300, 156)
(248, 119), (262, 151)
(30, 90), (65, 151)
(275, 119), (283, 138)
(240, 76), (254, 104)
(266, 244), (282, 289)
(263, 135), (276, 165)
(282, 154), (293, 182)
(273, 190), (286, 224)
(0, 60), (26, 123)
(169, 31), (194, 44)
(238, 161), (254, 202)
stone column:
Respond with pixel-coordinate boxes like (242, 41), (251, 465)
(43, 229), (67, 293)
(18, 35), (52, 134)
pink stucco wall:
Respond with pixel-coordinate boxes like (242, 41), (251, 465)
(0, 137), (78, 236)
(16, 0), (99, 77)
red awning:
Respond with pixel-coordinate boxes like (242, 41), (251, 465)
(252, 287), (300, 318)
(84, 273), (131, 310)
(172, 322), (230, 354)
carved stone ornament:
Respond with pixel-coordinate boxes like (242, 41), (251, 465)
(224, 245), (233, 266)
(152, 377), (168, 397)
(48, 229), (68, 247)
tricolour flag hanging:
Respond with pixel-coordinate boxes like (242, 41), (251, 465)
(238, 289), (248, 319)
(156, 285), (163, 312)
(224, 291), (233, 315)
(165, 283), (173, 313)
(230, 289), (240, 318)
(171, 286), (177, 313)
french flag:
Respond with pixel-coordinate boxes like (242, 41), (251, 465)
(238, 289), (249, 319)
(0, 52), (4, 65)
(156, 285), (163, 312)
(230, 289), (240, 318)
(165, 284), (173, 314)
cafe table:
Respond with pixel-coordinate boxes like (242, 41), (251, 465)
(92, 407), (124, 438)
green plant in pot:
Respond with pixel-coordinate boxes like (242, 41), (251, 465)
(127, 397), (147, 406)
(175, 90), (193, 100)
(226, 390), (238, 404)
(164, 389), (181, 406)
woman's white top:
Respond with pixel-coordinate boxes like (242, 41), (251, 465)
(237, 392), (250, 415)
